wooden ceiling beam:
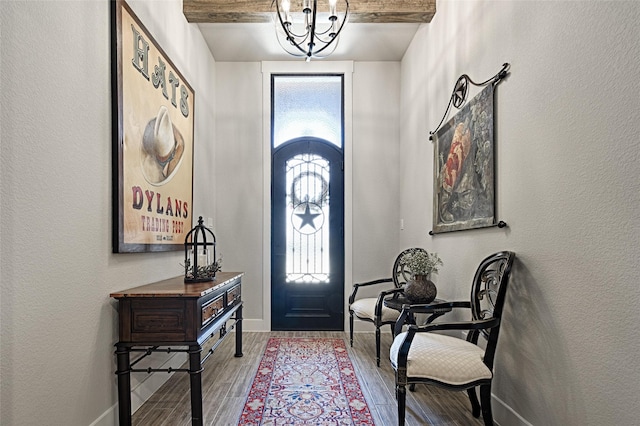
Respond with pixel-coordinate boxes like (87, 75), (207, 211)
(183, 0), (436, 24)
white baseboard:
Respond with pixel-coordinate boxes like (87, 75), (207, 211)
(93, 324), (252, 425)
(89, 404), (117, 426)
(242, 318), (270, 332)
(91, 352), (187, 426)
(130, 352), (188, 411)
(492, 392), (533, 426)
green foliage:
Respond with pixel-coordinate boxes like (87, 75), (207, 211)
(183, 257), (222, 280)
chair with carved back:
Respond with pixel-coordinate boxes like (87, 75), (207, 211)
(348, 247), (427, 367)
(389, 251), (516, 426)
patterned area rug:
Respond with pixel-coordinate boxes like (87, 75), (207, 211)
(239, 338), (375, 425)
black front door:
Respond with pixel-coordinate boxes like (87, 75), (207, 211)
(271, 137), (344, 330)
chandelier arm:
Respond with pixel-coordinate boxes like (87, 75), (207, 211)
(272, 0), (349, 60)
(283, 31), (312, 56)
(309, 26), (341, 46)
(313, 2), (349, 56)
(313, 25), (338, 41)
(277, 8), (311, 40)
(307, 0), (318, 58)
(285, 28), (312, 40)
(278, 16), (312, 40)
(311, 42), (338, 59)
(273, 0), (310, 57)
(274, 33), (307, 57)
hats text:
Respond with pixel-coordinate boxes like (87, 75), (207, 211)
(131, 25), (190, 118)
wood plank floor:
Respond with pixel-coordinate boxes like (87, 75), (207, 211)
(132, 331), (484, 425)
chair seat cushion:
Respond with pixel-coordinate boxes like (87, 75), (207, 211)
(350, 297), (400, 323)
(389, 332), (492, 386)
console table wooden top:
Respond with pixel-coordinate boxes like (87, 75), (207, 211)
(110, 271), (244, 298)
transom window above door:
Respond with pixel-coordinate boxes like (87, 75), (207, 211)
(272, 75), (343, 148)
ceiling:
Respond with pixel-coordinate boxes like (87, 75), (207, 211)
(197, 22), (423, 62)
(184, 0), (435, 62)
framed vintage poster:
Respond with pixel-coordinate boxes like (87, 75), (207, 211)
(111, 0), (194, 252)
(432, 84), (495, 234)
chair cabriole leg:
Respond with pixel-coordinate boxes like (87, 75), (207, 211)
(349, 312), (354, 347)
(396, 383), (406, 425)
(467, 387), (481, 417)
(375, 326), (381, 367)
(480, 384), (494, 426)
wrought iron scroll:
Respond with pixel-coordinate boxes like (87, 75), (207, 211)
(429, 63), (510, 141)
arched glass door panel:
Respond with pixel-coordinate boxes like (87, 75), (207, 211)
(272, 138), (344, 330)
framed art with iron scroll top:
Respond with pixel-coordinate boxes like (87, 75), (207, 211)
(111, 0), (194, 252)
(432, 84), (495, 234)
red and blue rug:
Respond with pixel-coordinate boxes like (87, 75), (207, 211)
(239, 337), (375, 425)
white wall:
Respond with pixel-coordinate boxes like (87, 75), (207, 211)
(214, 61), (401, 331)
(214, 62), (265, 325)
(400, 1), (640, 424)
(0, 1), (216, 424)
(352, 62), (402, 290)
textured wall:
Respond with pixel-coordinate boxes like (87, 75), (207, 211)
(351, 62), (402, 293)
(399, 1), (640, 424)
(213, 62), (265, 323)
(0, 1), (217, 424)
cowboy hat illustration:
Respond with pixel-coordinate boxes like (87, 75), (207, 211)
(140, 105), (185, 185)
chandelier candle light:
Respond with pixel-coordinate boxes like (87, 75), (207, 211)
(273, 0), (349, 61)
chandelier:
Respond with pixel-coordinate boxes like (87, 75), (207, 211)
(272, 0), (349, 61)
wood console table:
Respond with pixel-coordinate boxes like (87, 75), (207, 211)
(110, 272), (244, 426)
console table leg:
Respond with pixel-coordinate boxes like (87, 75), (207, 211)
(115, 345), (132, 426)
(235, 304), (243, 357)
(188, 345), (204, 426)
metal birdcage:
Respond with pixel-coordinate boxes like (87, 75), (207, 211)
(184, 216), (220, 283)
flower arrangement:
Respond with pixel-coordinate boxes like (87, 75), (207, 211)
(403, 250), (443, 277)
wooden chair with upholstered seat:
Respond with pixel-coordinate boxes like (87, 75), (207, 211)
(389, 251), (516, 426)
(348, 247), (427, 367)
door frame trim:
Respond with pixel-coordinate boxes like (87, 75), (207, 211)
(261, 61), (354, 331)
